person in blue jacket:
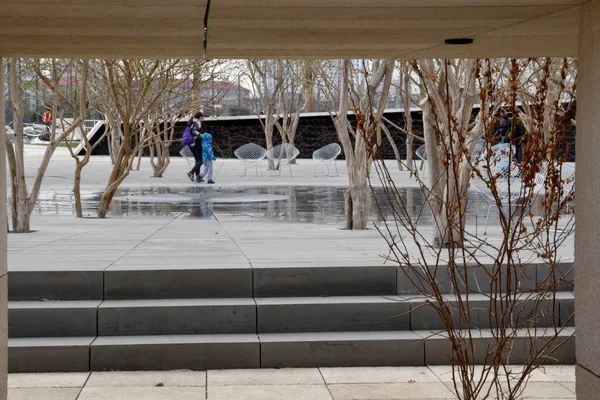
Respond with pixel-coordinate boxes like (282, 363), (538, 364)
(198, 133), (217, 184)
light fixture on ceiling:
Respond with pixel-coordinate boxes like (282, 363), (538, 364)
(444, 38), (474, 45)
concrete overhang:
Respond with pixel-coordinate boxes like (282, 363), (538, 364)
(0, 0), (585, 59)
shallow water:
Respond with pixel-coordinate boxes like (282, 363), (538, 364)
(26, 185), (545, 227)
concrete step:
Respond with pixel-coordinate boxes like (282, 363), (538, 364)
(9, 337), (94, 373)
(8, 328), (575, 372)
(98, 298), (256, 336)
(8, 301), (100, 338)
(406, 292), (575, 330)
(256, 296), (409, 333)
(253, 265), (397, 297)
(8, 293), (574, 339)
(8, 270), (103, 301)
(397, 262), (574, 296)
(8, 262), (574, 301)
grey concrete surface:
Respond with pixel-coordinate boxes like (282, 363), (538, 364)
(90, 334), (260, 371)
(97, 298), (256, 335)
(8, 301), (100, 338)
(256, 296), (409, 333)
(7, 271), (103, 301)
(6, 366), (577, 400)
(260, 331), (425, 368)
(8, 337), (94, 373)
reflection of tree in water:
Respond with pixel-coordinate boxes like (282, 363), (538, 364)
(32, 185), (525, 226)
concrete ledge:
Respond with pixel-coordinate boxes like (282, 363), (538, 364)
(9, 301), (100, 338)
(408, 293), (572, 331)
(98, 298), (256, 335)
(260, 331), (424, 368)
(254, 266), (397, 297)
(397, 263), (538, 296)
(8, 337), (93, 373)
(418, 328), (575, 365)
(104, 267), (252, 299)
(256, 296), (409, 333)
(91, 334), (260, 370)
(8, 271), (103, 301)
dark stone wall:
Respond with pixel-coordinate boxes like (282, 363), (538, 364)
(88, 110), (576, 162)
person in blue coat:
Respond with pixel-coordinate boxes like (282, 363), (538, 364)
(198, 133), (217, 184)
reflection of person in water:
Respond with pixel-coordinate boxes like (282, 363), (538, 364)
(189, 203), (213, 218)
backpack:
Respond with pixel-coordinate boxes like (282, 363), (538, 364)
(181, 126), (194, 146)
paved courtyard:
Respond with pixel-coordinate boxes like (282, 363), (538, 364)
(7, 366), (576, 400)
(6, 146), (577, 399)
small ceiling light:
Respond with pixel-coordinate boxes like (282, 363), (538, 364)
(444, 38), (474, 45)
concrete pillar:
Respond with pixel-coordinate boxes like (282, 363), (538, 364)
(0, 59), (8, 399)
(577, 1), (600, 398)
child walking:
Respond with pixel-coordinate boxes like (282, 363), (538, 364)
(199, 133), (217, 184)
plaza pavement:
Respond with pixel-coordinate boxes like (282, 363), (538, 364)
(7, 366), (576, 400)
(9, 146), (573, 271)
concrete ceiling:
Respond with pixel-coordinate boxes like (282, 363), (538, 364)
(0, 0), (584, 59)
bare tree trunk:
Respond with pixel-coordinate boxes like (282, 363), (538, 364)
(73, 163), (84, 217)
(8, 59), (30, 232)
(403, 71), (415, 170)
(5, 138), (18, 231)
(98, 144), (131, 218)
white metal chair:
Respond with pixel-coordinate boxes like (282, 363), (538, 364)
(312, 143), (341, 177)
(267, 144), (300, 176)
(415, 144), (427, 175)
(234, 143), (268, 176)
(180, 146), (195, 170)
(558, 163), (575, 213)
(471, 143), (547, 235)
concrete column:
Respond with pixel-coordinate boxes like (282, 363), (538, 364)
(577, 1), (600, 398)
(0, 59), (8, 399)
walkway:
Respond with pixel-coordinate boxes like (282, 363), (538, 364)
(8, 366), (576, 400)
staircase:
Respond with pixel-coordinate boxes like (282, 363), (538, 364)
(7, 262), (575, 372)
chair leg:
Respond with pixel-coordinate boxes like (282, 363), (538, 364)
(484, 204), (492, 235)
(313, 163), (319, 177)
(334, 161), (339, 177)
(289, 163), (293, 177)
(241, 162), (247, 177)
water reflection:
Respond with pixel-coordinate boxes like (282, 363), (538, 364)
(22, 185), (544, 227)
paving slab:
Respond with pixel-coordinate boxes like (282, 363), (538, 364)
(7, 388), (81, 400)
(327, 382), (455, 399)
(86, 370), (206, 387)
(320, 367), (441, 384)
(8, 372), (89, 388)
(207, 368), (324, 386)
(77, 387), (206, 400)
(207, 384), (333, 400)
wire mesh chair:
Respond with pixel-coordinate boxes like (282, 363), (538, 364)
(312, 143), (341, 177)
(471, 143), (547, 235)
(471, 138), (486, 164)
(234, 143), (268, 177)
(179, 146), (195, 170)
(559, 163), (575, 213)
(415, 144), (427, 176)
(267, 144), (300, 176)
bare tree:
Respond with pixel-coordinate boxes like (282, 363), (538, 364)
(370, 57), (576, 400)
(93, 59), (180, 218)
(410, 59), (485, 248)
(316, 59), (395, 230)
(247, 60), (284, 170)
(6, 58), (83, 232)
(33, 59), (95, 218)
